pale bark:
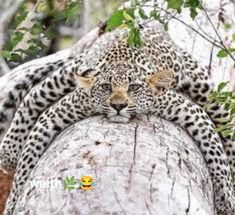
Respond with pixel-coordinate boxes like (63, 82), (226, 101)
(14, 115), (215, 215)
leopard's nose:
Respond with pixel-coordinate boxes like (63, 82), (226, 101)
(110, 103), (127, 112)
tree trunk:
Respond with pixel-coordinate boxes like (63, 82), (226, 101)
(14, 115), (215, 215)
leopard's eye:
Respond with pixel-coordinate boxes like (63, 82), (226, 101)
(128, 84), (141, 92)
(101, 83), (112, 91)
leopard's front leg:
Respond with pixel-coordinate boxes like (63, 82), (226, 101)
(0, 58), (80, 174)
(4, 87), (95, 215)
(151, 90), (235, 214)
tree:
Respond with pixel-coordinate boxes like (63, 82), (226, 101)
(14, 116), (215, 215)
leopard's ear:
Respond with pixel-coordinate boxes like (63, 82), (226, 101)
(75, 69), (99, 89)
(147, 71), (174, 94)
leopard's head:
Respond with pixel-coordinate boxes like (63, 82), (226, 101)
(76, 62), (173, 122)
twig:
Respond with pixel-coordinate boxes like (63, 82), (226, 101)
(195, 20), (221, 45)
(140, 4), (224, 50)
(201, 6), (235, 62)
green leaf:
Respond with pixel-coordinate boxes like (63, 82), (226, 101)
(231, 107), (235, 115)
(63, 180), (67, 189)
(217, 49), (228, 58)
(67, 186), (75, 191)
(189, 8), (198, 19)
(221, 91), (232, 97)
(0, 51), (11, 59)
(123, 10), (134, 21)
(11, 53), (21, 61)
(46, 27), (56, 39)
(70, 181), (78, 185)
(66, 5), (81, 24)
(215, 124), (230, 132)
(127, 27), (144, 47)
(166, 0), (184, 13)
(228, 48), (235, 53)
(184, 0), (201, 8)
(150, 10), (160, 20)
(232, 34), (235, 42)
(232, 132), (235, 141)
(69, 176), (75, 183)
(106, 10), (124, 31)
(184, 0), (202, 19)
(14, 32), (24, 41)
(217, 82), (228, 93)
(31, 23), (42, 35)
(25, 46), (40, 55)
(225, 102), (230, 110)
(139, 8), (148, 19)
(221, 129), (232, 138)
(217, 48), (235, 58)
(127, 27), (135, 46)
(125, 8), (135, 18)
(224, 23), (232, 29)
(14, 9), (28, 27)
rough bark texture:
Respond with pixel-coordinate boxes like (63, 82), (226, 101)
(14, 115), (215, 215)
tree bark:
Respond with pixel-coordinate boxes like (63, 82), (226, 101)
(14, 115), (215, 215)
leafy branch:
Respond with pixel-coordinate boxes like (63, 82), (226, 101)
(106, 0), (235, 63)
(208, 82), (235, 140)
(0, 0), (82, 66)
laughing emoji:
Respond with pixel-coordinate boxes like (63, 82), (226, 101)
(79, 176), (95, 190)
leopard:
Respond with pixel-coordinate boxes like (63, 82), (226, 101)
(0, 54), (71, 142)
(1, 21), (235, 214)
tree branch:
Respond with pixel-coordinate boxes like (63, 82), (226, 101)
(201, 6), (235, 62)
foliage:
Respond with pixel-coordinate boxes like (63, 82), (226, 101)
(208, 82), (235, 140)
(106, 0), (203, 47)
(217, 48), (235, 58)
(1, 0), (82, 66)
(107, 8), (143, 46)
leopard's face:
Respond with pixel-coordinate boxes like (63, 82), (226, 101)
(76, 62), (173, 123)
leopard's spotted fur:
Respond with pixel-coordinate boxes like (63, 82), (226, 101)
(1, 22), (234, 214)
